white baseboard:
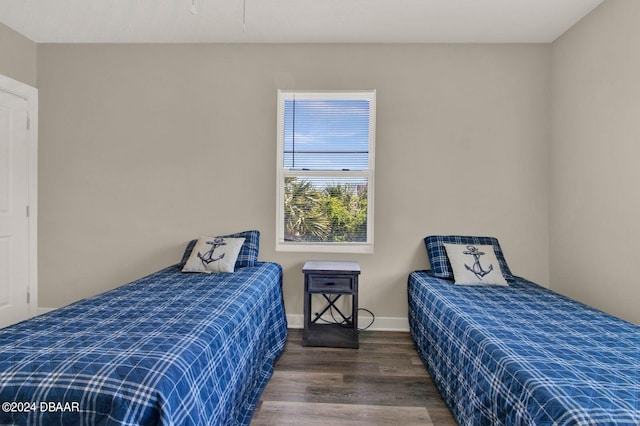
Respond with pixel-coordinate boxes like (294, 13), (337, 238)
(37, 307), (56, 316)
(286, 314), (409, 332)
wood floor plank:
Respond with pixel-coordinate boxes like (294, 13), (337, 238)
(261, 371), (344, 402)
(252, 401), (434, 426)
(252, 329), (457, 425)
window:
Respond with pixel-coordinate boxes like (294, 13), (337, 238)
(276, 90), (376, 253)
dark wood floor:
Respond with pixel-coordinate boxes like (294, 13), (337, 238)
(252, 329), (457, 425)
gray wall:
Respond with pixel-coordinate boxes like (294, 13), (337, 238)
(37, 43), (551, 325)
(0, 23), (37, 87)
(4, 1), (638, 326)
(551, 0), (640, 324)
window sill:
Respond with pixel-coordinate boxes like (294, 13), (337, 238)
(276, 242), (373, 254)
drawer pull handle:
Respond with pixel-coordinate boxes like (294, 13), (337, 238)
(325, 282), (336, 286)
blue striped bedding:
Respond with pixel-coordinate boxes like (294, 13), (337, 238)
(408, 271), (640, 425)
(0, 262), (287, 425)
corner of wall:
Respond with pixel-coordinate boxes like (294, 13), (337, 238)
(0, 23), (37, 87)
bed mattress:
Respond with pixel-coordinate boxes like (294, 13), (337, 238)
(0, 262), (287, 425)
(408, 271), (640, 425)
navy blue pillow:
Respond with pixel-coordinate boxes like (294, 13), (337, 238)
(181, 230), (260, 270)
(424, 235), (512, 280)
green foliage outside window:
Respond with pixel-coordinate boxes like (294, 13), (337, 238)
(284, 177), (367, 243)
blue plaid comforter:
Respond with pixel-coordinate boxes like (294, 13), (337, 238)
(408, 271), (640, 425)
(0, 262), (287, 425)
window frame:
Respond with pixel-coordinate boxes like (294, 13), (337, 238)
(276, 89), (376, 253)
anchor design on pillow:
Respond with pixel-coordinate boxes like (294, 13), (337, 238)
(198, 238), (227, 266)
(463, 245), (493, 279)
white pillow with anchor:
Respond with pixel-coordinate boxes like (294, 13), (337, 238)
(182, 237), (245, 273)
(443, 243), (509, 286)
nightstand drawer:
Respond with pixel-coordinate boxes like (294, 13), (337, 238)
(307, 275), (354, 293)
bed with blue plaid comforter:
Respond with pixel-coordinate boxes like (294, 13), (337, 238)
(408, 271), (640, 425)
(0, 262), (287, 425)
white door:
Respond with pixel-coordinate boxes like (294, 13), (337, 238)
(0, 88), (30, 328)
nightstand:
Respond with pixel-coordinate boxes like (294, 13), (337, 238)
(302, 260), (360, 349)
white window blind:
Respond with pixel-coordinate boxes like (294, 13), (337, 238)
(276, 90), (376, 253)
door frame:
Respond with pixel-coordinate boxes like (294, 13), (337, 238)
(0, 74), (38, 318)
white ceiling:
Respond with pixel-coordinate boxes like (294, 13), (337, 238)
(0, 0), (604, 44)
